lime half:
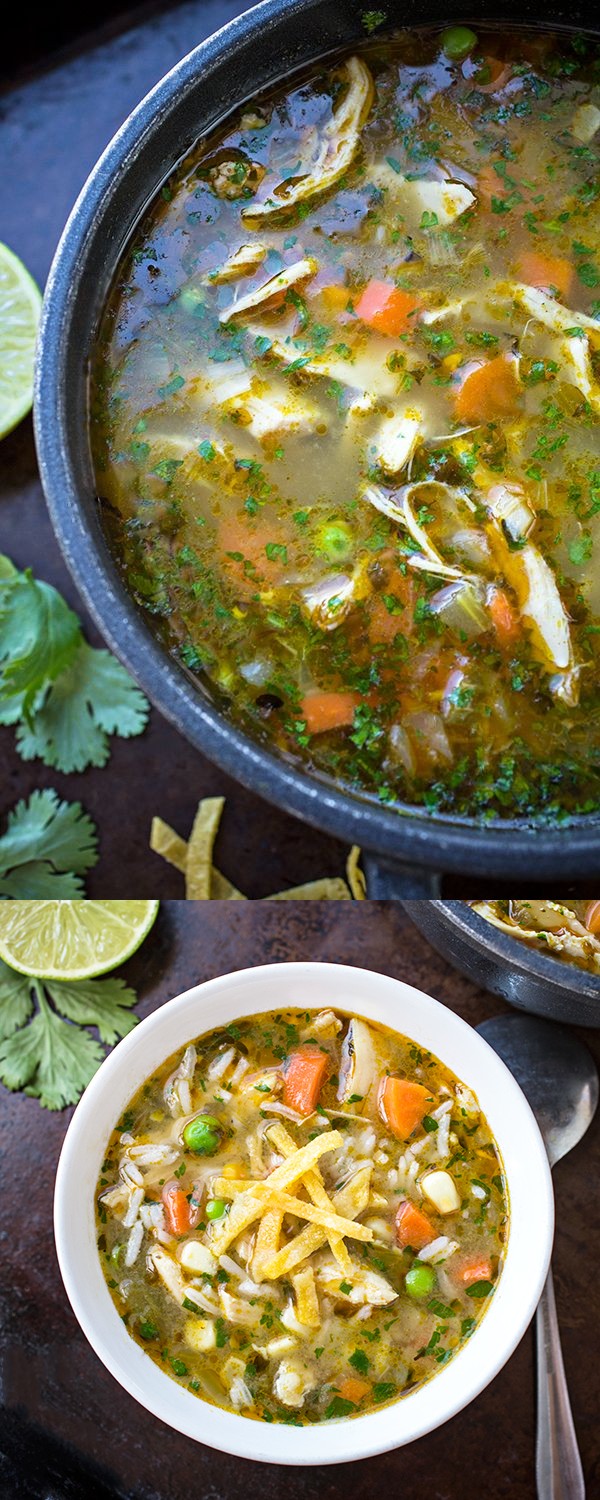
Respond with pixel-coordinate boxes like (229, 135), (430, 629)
(0, 242), (42, 439)
(0, 900), (159, 980)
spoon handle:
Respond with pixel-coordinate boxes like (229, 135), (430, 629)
(536, 1267), (585, 1499)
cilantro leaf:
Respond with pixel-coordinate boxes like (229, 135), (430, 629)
(0, 557), (150, 772)
(0, 959), (33, 1041)
(0, 790), (98, 899)
(44, 976), (138, 1045)
(0, 563), (81, 712)
(0, 987), (104, 1109)
(0, 965), (141, 1109)
(16, 642), (149, 773)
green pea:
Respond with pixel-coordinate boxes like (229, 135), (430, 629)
(206, 1197), (227, 1220)
(315, 521), (354, 562)
(182, 1114), (222, 1155)
(441, 26), (477, 60)
(405, 1262), (435, 1298)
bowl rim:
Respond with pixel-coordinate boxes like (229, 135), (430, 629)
(33, 0), (600, 876)
(425, 900), (600, 996)
(53, 960), (554, 1466)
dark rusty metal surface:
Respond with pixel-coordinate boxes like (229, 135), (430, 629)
(1, 901), (599, 1498)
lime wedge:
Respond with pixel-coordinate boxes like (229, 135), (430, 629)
(0, 900), (159, 980)
(0, 242), (42, 439)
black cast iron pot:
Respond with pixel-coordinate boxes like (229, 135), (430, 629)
(404, 900), (600, 1025)
(34, 0), (600, 897)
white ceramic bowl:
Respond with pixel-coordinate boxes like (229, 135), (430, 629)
(54, 962), (554, 1466)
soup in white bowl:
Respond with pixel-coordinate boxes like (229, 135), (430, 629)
(54, 962), (553, 1465)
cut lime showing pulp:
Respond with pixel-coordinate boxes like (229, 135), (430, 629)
(0, 900), (159, 979)
(0, 242), (42, 439)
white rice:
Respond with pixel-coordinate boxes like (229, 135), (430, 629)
(208, 1046), (236, 1081)
(229, 1376), (253, 1408)
(124, 1219), (144, 1267)
(229, 1056), (251, 1089)
(128, 1143), (177, 1166)
(121, 1160), (143, 1188)
(219, 1254), (244, 1279)
(122, 1187), (144, 1228)
(418, 1236), (459, 1264)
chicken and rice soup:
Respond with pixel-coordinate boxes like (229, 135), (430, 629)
(96, 1007), (508, 1423)
(470, 897), (600, 971)
(91, 24), (600, 821)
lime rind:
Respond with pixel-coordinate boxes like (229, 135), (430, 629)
(0, 899), (160, 979)
(0, 241), (42, 440)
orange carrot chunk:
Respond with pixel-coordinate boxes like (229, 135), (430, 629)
(301, 690), (358, 735)
(283, 1045), (329, 1115)
(454, 354), (520, 424)
(456, 1257), (493, 1287)
(488, 586), (520, 647)
(355, 279), (420, 337)
(585, 901), (600, 934)
(162, 1181), (190, 1236)
(379, 1076), (430, 1138)
(517, 250), (573, 300)
(337, 1376), (372, 1404)
(395, 1198), (436, 1251)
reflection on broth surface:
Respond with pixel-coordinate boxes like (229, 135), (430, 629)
(91, 25), (600, 819)
(96, 1008), (508, 1423)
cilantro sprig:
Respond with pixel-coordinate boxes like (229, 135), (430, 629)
(0, 790), (98, 898)
(0, 556), (149, 772)
(0, 954), (138, 1108)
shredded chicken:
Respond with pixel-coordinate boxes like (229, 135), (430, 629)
(219, 257), (317, 323)
(242, 57), (373, 221)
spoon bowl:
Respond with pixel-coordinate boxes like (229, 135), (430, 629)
(477, 1013), (598, 1500)
(477, 1015), (599, 1165)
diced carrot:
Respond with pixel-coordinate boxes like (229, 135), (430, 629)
(488, 586), (520, 647)
(162, 1181), (190, 1236)
(283, 1044), (329, 1115)
(517, 250), (573, 300)
(379, 1076), (430, 1138)
(355, 279), (420, 337)
(454, 355), (521, 425)
(395, 1198), (436, 1251)
(455, 1257), (493, 1287)
(337, 1377), (372, 1404)
(217, 514), (288, 594)
(585, 901), (600, 934)
(300, 690), (358, 735)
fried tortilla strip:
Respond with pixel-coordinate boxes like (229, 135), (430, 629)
(263, 1164), (372, 1278)
(252, 1208), (284, 1282)
(150, 817), (188, 873)
(210, 866), (247, 900)
(261, 1189), (373, 1239)
(266, 1121), (351, 1273)
(268, 878), (352, 900)
(186, 797), (225, 899)
(346, 846), (366, 900)
(209, 1129), (343, 1251)
(291, 1266), (321, 1328)
(212, 1180), (372, 1250)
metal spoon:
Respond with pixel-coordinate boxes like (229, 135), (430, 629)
(477, 1014), (598, 1500)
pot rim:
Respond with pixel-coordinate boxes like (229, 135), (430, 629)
(34, 0), (600, 876)
(411, 899), (600, 996)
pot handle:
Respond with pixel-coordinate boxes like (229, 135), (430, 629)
(362, 853), (441, 899)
